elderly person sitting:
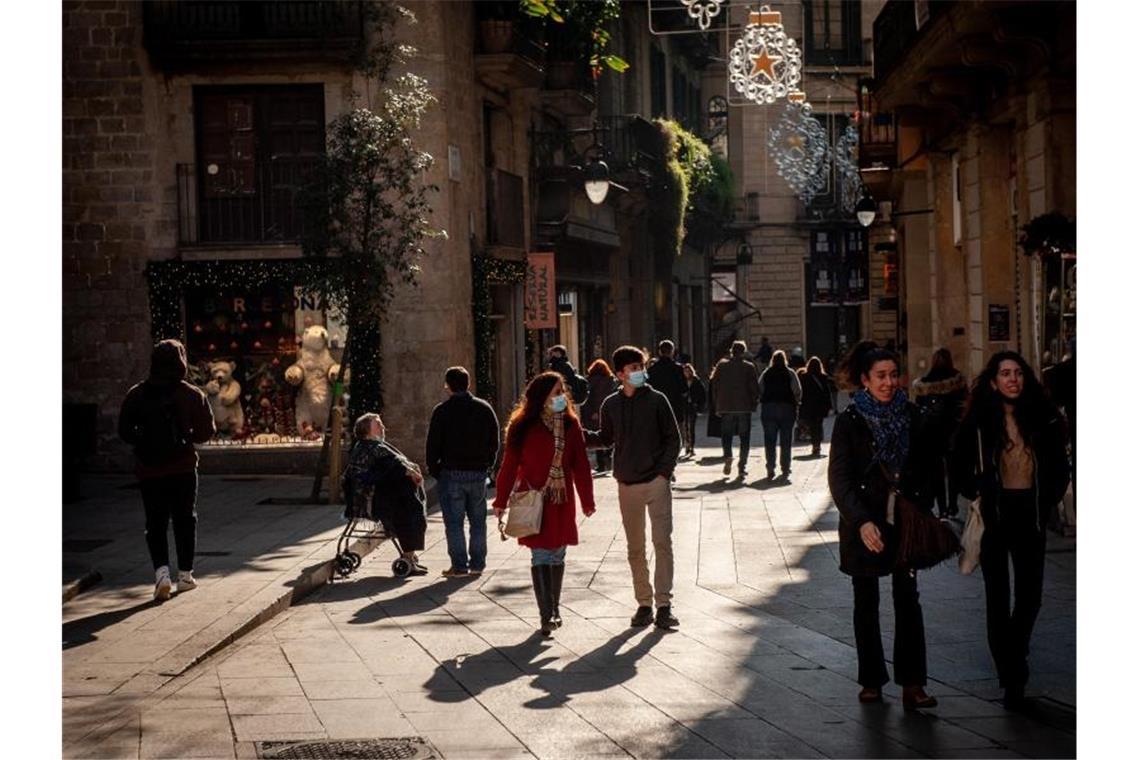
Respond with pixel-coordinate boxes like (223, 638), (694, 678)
(342, 412), (428, 575)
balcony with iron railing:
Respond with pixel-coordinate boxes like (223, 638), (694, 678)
(532, 115), (662, 186)
(144, 1), (365, 65)
(872, 0), (952, 85)
(176, 159), (318, 247)
(474, 3), (546, 91)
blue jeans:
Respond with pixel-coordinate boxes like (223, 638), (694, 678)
(720, 412), (752, 463)
(530, 546), (566, 566)
(761, 403), (796, 474)
(439, 471), (488, 572)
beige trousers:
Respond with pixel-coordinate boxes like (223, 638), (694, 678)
(617, 476), (674, 607)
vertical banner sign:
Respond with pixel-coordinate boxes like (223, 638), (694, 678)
(524, 252), (557, 329)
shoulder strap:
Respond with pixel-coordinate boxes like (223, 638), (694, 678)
(976, 426), (984, 474)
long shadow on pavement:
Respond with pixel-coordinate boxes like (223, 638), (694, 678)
(63, 599), (163, 649)
(424, 628), (667, 710)
(346, 575), (480, 623)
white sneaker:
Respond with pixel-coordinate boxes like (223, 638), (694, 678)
(176, 570), (197, 593)
(154, 567), (173, 601)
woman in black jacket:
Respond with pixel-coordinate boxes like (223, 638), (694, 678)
(828, 341), (939, 710)
(950, 351), (1069, 710)
(798, 356), (833, 457)
(913, 348), (968, 517)
(680, 363), (707, 458)
(580, 359), (618, 472)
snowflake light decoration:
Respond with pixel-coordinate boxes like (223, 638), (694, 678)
(768, 101), (830, 205)
(680, 0), (726, 31)
(833, 120), (865, 213)
(728, 6), (803, 105)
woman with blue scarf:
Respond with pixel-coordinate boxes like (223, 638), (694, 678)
(828, 341), (939, 711)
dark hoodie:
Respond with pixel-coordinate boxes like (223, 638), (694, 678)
(118, 340), (216, 479)
(588, 384), (681, 484)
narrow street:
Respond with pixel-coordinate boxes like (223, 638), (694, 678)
(64, 419), (1075, 759)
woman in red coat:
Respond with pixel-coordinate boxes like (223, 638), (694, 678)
(493, 371), (596, 637)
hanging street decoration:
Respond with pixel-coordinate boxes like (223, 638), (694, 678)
(767, 100), (830, 205)
(679, 0), (726, 31)
(728, 6), (802, 105)
(833, 118), (865, 214)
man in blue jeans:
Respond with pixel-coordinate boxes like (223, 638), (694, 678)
(426, 367), (501, 577)
(709, 341), (760, 479)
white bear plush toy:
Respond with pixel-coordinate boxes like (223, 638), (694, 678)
(285, 325), (341, 438)
(204, 360), (244, 436)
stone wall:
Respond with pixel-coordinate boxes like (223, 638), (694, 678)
(63, 1), (156, 469)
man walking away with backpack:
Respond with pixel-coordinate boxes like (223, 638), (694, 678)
(709, 341), (761, 478)
(118, 339), (216, 601)
(426, 366), (501, 577)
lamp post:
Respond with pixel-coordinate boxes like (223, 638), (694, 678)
(583, 157), (611, 205)
(856, 194), (876, 228)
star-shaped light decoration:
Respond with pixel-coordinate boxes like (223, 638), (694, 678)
(751, 47), (782, 81)
(728, 5), (802, 105)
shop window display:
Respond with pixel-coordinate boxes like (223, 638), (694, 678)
(184, 284), (346, 444)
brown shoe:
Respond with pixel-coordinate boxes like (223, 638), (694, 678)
(857, 687), (882, 704)
(902, 686), (937, 711)
(441, 567), (468, 578)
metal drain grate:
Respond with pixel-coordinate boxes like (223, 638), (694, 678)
(256, 738), (435, 760)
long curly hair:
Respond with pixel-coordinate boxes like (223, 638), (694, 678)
(505, 371), (578, 451)
(965, 350), (1057, 452)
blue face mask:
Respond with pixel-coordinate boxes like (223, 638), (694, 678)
(550, 394), (568, 413)
(628, 370), (647, 387)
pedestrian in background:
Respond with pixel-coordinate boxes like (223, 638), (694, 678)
(580, 358), (618, 473)
(828, 340), (939, 711)
(912, 348), (968, 517)
(426, 367), (500, 578)
(647, 339), (687, 428)
(754, 336), (774, 367)
(345, 413), (427, 575)
(951, 351), (1069, 710)
(493, 372), (595, 637)
(548, 344), (589, 405)
(759, 350), (802, 480)
(680, 363), (707, 458)
(587, 346), (682, 630)
(798, 356), (832, 458)
(118, 339), (216, 600)
(709, 340), (760, 478)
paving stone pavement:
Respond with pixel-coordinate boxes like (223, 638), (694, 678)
(62, 416), (1075, 759)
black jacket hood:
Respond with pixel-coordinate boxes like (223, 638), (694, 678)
(149, 339), (188, 385)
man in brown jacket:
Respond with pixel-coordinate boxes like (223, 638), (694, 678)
(709, 340), (760, 478)
(118, 339), (216, 600)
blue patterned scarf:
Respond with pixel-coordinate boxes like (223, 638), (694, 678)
(852, 388), (910, 477)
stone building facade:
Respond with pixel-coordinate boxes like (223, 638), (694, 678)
(62, 1), (553, 472)
(864, 0), (1076, 380)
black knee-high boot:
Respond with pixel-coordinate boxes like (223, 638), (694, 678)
(549, 564), (565, 628)
(530, 566), (553, 636)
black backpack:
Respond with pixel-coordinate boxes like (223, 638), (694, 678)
(134, 385), (187, 466)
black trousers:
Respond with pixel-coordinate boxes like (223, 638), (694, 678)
(980, 488), (1046, 689)
(683, 409), (698, 452)
(760, 403), (796, 474)
(852, 571), (927, 688)
(140, 472), (198, 572)
(802, 414), (824, 453)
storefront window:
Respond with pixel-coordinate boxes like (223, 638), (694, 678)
(184, 284), (345, 445)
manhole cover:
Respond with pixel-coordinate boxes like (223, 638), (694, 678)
(62, 539), (113, 553)
(256, 737), (436, 760)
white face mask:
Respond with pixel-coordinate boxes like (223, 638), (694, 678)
(627, 370), (647, 387)
(549, 394), (568, 413)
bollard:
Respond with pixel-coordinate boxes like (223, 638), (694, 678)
(328, 406), (345, 504)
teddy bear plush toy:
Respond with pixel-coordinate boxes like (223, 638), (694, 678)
(204, 360), (244, 436)
(285, 325), (341, 439)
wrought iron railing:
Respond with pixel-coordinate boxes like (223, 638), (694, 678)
(533, 116), (662, 177)
(176, 159), (319, 246)
(872, 0), (952, 83)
